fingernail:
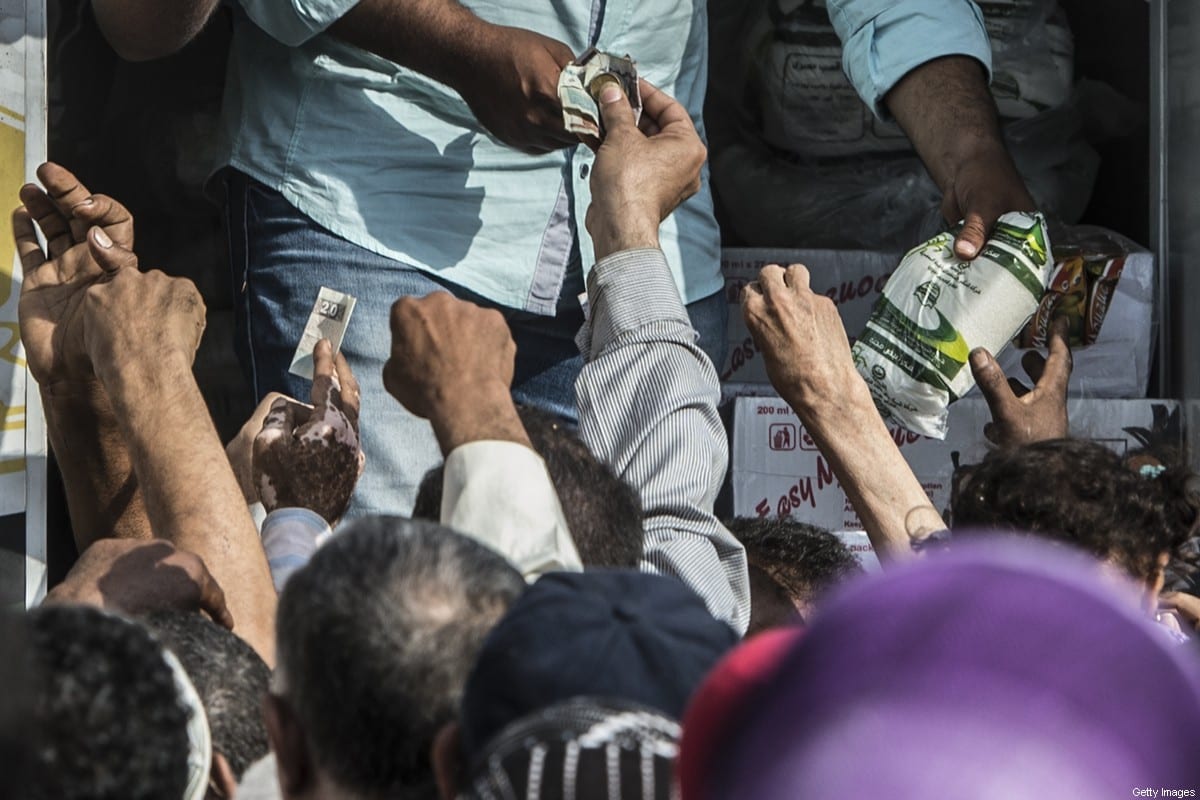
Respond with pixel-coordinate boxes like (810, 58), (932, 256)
(958, 241), (979, 259)
(599, 84), (622, 104)
(969, 348), (990, 369)
(72, 197), (94, 209)
(92, 227), (112, 248)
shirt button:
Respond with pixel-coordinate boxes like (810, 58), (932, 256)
(579, 163), (590, 179)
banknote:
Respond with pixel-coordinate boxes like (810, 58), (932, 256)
(288, 287), (357, 380)
(558, 47), (641, 138)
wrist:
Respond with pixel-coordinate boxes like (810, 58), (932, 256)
(429, 379), (530, 454)
(787, 369), (876, 433)
(588, 213), (660, 261)
(97, 349), (195, 411)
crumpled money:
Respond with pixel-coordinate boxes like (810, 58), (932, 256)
(558, 47), (642, 139)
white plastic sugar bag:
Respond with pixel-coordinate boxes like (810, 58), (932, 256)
(852, 212), (1053, 439)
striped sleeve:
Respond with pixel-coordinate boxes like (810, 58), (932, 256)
(575, 249), (750, 634)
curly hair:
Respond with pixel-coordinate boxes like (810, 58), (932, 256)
(725, 517), (863, 606)
(140, 609), (270, 779)
(1123, 447), (1200, 593)
(952, 438), (1185, 585)
(26, 605), (191, 800)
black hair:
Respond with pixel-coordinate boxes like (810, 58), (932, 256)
(952, 438), (1184, 585)
(1122, 447), (1200, 593)
(25, 605), (191, 800)
(139, 609), (270, 779)
(275, 516), (526, 799)
(414, 405), (643, 568)
(725, 517), (863, 608)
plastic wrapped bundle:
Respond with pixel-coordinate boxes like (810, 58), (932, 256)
(852, 212), (1053, 438)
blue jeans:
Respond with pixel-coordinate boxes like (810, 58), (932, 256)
(223, 171), (727, 516)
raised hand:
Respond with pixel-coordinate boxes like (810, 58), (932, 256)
(384, 292), (528, 453)
(969, 316), (1072, 447)
(79, 239), (206, 381)
(741, 263), (860, 414)
(742, 263), (942, 558)
(253, 339), (363, 525)
(14, 162), (135, 387)
(586, 79), (707, 259)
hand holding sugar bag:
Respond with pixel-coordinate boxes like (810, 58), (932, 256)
(852, 212), (1053, 439)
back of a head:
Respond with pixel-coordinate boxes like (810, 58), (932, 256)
(413, 406), (643, 568)
(463, 698), (682, 800)
(139, 609), (270, 780)
(709, 539), (1200, 798)
(25, 605), (195, 800)
(952, 438), (1180, 584)
(276, 516), (526, 798)
(459, 570), (737, 762)
(1125, 448), (1200, 592)
(726, 517), (863, 630)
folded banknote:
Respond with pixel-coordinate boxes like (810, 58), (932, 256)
(558, 47), (641, 139)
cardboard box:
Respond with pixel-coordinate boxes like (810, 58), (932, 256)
(720, 247), (1156, 401)
(731, 395), (1182, 533)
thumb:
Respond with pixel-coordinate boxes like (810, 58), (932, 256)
(954, 212), (991, 261)
(596, 80), (635, 136)
(87, 226), (138, 273)
(969, 346), (1014, 412)
(256, 396), (298, 451)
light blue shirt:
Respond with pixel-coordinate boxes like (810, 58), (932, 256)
(218, 0), (989, 313)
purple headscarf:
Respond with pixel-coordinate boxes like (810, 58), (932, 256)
(712, 537), (1200, 799)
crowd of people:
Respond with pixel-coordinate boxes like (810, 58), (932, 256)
(6, 0), (1200, 797)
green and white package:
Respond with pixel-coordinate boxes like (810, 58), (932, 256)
(852, 211), (1053, 439)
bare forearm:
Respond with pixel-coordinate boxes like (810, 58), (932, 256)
(885, 56), (1012, 192)
(91, 0), (219, 61)
(428, 381), (532, 455)
(42, 381), (150, 549)
(787, 380), (938, 563)
(98, 353), (276, 662)
(328, 0), (490, 90)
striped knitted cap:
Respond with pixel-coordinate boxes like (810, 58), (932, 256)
(463, 697), (681, 800)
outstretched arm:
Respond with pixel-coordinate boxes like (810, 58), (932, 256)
(228, 0), (576, 153)
(384, 293), (580, 579)
(827, 1), (1034, 259)
(80, 241), (277, 663)
(743, 264), (940, 561)
(15, 163), (149, 548)
(575, 82), (750, 632)
(885, 56), (1035, 260)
